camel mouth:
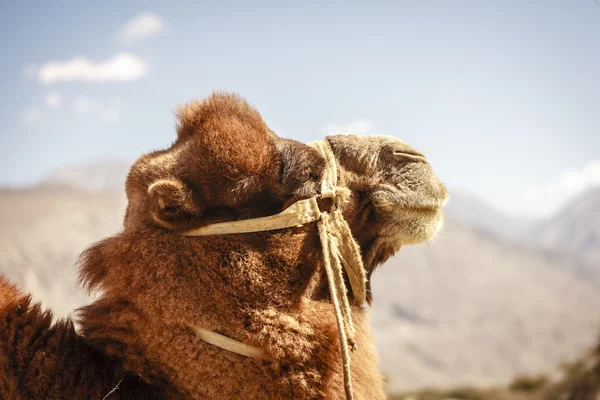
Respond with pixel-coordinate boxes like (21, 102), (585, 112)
(403, 204), (446, 216)
(401, 198), (448, 212)
(373, 186), (448, 213)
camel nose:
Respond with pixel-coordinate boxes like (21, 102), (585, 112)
(390, 142), (427, 163)
(393, 149), (427, 163)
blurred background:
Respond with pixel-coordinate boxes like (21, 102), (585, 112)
(1, 1), (599, 398)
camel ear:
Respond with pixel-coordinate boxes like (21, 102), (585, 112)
(147, 178), (202, 228)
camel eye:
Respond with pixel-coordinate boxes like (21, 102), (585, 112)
(295, 169), (311, 183)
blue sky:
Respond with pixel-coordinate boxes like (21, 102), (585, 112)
(1, 1), (599, 217)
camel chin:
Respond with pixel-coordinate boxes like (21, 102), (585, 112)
(372, 188), (447, 245)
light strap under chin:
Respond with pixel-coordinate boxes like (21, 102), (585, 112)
(181, 139), (366, 400)
(188, 325), (269, 360)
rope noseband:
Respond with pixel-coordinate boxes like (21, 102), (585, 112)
(181, 139), (366, 400)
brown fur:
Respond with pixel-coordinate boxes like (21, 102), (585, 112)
(0, 94), (447, 399)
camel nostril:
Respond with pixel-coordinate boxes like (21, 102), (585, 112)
(393, 150), (427, 163)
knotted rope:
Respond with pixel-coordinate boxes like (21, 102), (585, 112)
(311, 140), (366, 400)
(181, 139), (367, 400)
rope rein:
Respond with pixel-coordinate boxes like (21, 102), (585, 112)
(181, 140), (367, 400)
(312, 140), (366, 400)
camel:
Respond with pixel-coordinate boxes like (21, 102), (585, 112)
(0, 93), (447, 399)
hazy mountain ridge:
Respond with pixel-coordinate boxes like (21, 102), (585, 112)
(533, 187), (600, 266)
(41, 160), (131, 192)
(445, 186), (600, 269)
(371, 219), (600, 392)
(443, 189), (533, 243)
(1, 162), (599, 392)
(0, 187), (126, 316)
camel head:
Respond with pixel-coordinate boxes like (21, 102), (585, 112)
(307, 135), (448, 301)
(83, 93), (445, 311)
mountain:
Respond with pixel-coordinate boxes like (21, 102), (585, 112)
(443, 189), (531, 242)
(41, 160), (131, 192)
(533, 186), (600, 266)
(370, 219), (600, 392)
(0, 186), (126, 316)
(0, 160), (130, 317)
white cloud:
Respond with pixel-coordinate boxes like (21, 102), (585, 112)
(73, 96), (120, 123)
(119, 12), (165, 44)
(524, 160), (600, 216)
(45, 91), (62, 108)
(325, 119), (374, 136)
(36, 53), (147, 85)
(23, 107), (42, 124)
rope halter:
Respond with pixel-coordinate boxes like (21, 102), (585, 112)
(181, 139), (367, 400)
